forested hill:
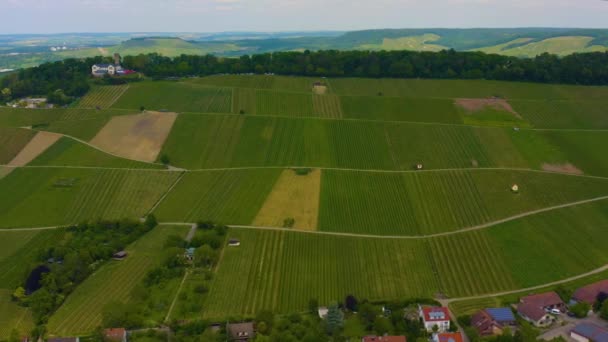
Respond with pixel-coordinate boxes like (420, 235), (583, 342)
(2, 49), (608, 104)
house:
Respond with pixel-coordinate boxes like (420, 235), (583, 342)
(570, 323), (608, 342)
(184, 247), (196, 262)
(112, 251), (127, 260)
(318, 306), (329, 319)
(520, 292), (565, 312)
(103, 328), (127, 342)
(92, 64), (118, 76)
(517, 302), (553, 327)
(419, 306), (450, 332)
(572, 280), (608, 305)
(227, 322), (255, 341)
(471, 308), (517, 336)
(47, 338), (80, 342)
(434, 332), (463, 342)
(362, 336), (406, 342)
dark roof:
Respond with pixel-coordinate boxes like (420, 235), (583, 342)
(573, 280), (608, 304)
(227, 322), (255, 340)
(486, 308), (516, 322)
(520, 291), (564, 308)
(362, 336), (406, 342)
(572, 323), (608, 342)
(517, 302), (547, 321)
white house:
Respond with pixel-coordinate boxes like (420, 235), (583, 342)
(91, 64), (122, 76)
(419, 306), (451, 332)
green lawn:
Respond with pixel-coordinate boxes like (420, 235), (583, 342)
(47, 225), (190, 335)
(318, 169), (608, 235)
(0, 127), (36, 164)
(30, 137), (164, 169)
(112, 82), (232, 113)
(0, 168), (180, 228)
(154, 169), (281, 224)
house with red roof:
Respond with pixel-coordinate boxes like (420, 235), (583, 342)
(517, 292), (564, 327)
(362, 336), (406, 342)
(419, 306), (450, 332)
(434, 332), (463, 342)
(572, 280), (608, 305)
(103, 328), (127, 342)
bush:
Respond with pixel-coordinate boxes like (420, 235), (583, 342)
(569, 302), (590, 318)
(160, 154), (170, 165)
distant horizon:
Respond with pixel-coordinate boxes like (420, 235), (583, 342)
(2, 0), (607, 34)
(3, 27), (608, 36)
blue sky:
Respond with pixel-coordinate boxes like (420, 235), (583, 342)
(1, 0), (607, 33)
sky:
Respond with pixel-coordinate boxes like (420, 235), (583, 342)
(1, 0), (607, 34)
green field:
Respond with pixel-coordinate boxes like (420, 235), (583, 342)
(318, 169), (608, 235)
(205, 198), (608, 317)
(0, 127), (36, 164)
(0, 168), (180, 228)
(0, 107), (63, 128)
(30, 137), (164, 169)
(112, 82), (232, 113)
(47, 225), (190, 335)
(154, 169), (280, 224)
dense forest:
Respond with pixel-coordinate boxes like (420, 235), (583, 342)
(1, 49), (608, 104)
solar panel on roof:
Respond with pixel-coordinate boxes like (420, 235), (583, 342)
(486, 308), (515, 322)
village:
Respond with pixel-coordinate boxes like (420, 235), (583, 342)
(37, 278), (608, 342)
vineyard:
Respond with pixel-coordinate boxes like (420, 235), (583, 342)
(76, 85), (129, 109)
(154, 169), (280, 224)
(112, 81), (232, 113)
(0, 168), (179, 227)
(318, 169), (608, 235)
(47, 225), (190, 335)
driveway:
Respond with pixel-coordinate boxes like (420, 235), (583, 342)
(538, 313), (608, 341)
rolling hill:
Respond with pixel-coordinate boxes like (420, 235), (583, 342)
(2, 75), (608, 336)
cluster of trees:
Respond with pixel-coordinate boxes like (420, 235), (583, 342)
(123, 50), (608, 85)
(102, 221), (227, 330)
(15, 217), (158, 335)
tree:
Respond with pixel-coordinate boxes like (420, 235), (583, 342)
(344, 295), (358, 311)
(140, 106), (145, 112)
(308, 298), (319, 314)
(373, 316), (392, 335)
(359, 302), (378, 327)
(194, 245), (217, 267)
(144, 214), (158, 229)
(325, 303), (344, 335)
(12, 286), (25, 301)
(1, 87), (11, 102)
(569, 302), (590, 318)
(601, 300), (608, 320)
(160, 153), (170, 165)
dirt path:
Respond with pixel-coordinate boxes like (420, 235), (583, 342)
(440, 264), (608, 305)
(164, 269), (190, 323)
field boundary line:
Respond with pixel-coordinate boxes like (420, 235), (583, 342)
(143, 108), (608, 133)
(164, 268), (190, 323)
(155, 194), (608, 239)
(442, 263), (608, 304)
(0, 165), (178, 172)
(145, 171), (187, 216)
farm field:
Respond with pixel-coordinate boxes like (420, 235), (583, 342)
(0, 107), (63, 127)
(0, 289), (34, 339)
(205, 199), (608, 317)
(541, 130), (608, 177)
(0, 127), (36, 164)
(76, 84), (129, 109)
(188, 74), (326, 93)
(513, 99), (608, 129)
(29, 137), (164, 169)
(0, 168), (180, 228)
(46, 225), (190, 335)
(112, 81), (232, 113)
(318, 169), (608, 235)
(43, 109), (133, 141)
(154, 169), (280, 224)
(6, 131), (62, 166)
(340, 96), (461, 123)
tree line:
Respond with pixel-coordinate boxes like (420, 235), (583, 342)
(2, 49), (608, 105)
(123, 50), (608, 85)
